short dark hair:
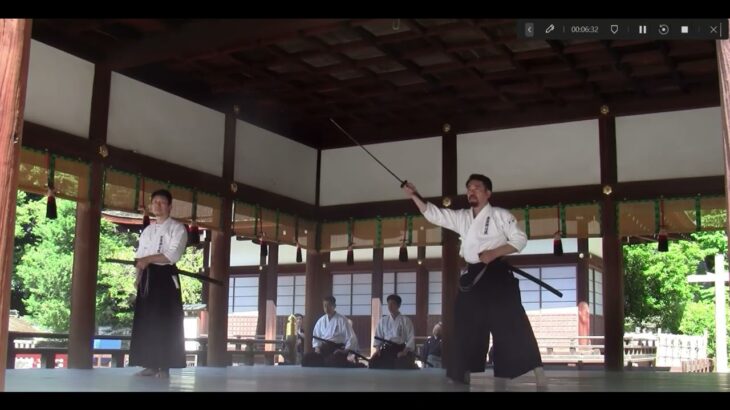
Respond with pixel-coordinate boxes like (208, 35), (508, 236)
(294, 313), (303, 319)
(150, 189), (173, 204)
(386, 294), (402, 307)
(465, 174), (492, 192)
(323, 296), (336, 305)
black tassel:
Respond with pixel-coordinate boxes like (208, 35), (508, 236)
(260, 240), (268, 258)
(188, 224), (200, 246)
(46, 188), (57, 220)
(296, 244), (303, 263)
(657, 229), (668, 252)
(142, 211), (150, 228)
(347, 245), (354, 265)
(553, 232), (563, 256)
(399, 243), (408, 262)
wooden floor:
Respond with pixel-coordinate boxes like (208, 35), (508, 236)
(5, 366), (730, 392)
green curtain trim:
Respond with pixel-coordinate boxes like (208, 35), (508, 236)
(407, 214), (413, 245)
(376, 216), (382, 248)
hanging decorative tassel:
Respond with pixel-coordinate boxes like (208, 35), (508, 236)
(45, 154), (57, 219)
(253, 205), (267, 258)
(188, 192), (200, 246)
(657, 198), (668, 252)
(399, 243), (408, 262)
(260, 238), (268, 258)
(347, 218), (354, 265)
(399, 214), (408, 262)
(553, 231), (564, 256)
(657, 228), (668, 252)
(188, 223), (200, 246)
(46, 187), (57, 219)
(553, 205), (563, 256)
(294, 216), (302, 263)
(347, 244), (354, 265)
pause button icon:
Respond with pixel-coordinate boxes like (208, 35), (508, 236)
(639, 25), (647, 34)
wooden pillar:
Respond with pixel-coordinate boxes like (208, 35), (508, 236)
(303, 250), (321, 354)
(264, 243), (278, 347)
(207, 107), (236, 367)
(320, 252), (332, 303)
(256, 248), (267, 336)
(68, 64), (110, 369)
(303, 149), (324, 354)
(576, 237), (590, 304)
(208, 229), (231, 366)
(370, 247), (384, 351)
(599, 113), (624, 370)
(415, 245), (428, 337)
(717, 27), (730, 280)
(201, 234), (211, 305)
(441, 126), (459, 367)
(576, 237), (590, 344)
(0, 19), (32, 391)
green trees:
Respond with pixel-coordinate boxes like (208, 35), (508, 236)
(623, 229), (728, 356)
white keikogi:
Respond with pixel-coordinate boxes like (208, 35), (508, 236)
(422, 202), (527, 267)
(374, 313), (415, 351)
(135, 218), (188, 287)
(136, 218), (188, 263)
(312, 312), (357, 350)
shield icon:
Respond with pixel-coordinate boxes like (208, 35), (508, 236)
(610, 25), (619, 34)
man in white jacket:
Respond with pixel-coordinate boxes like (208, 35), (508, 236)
(369, 294), (418, 369)
(403, 174), (546, 388)
(302, 296), (358, 367)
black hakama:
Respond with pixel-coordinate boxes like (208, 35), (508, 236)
(129, 264), (187, 369)
(446, 259), (542, 381)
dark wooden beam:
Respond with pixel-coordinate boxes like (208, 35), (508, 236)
(318, 176), (724, 221)
(614, 176), (724, 200)
(105, 19), (347, 71)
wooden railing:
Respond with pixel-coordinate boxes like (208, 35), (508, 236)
(7, 332), (295, 369)
(227, 335), (294, 365)
(681, 358), (714, 373)
(534, 336), (657, 368)
(10, 332), (668, 370)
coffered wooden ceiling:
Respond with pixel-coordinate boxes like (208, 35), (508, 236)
(32, 18), (720, 149)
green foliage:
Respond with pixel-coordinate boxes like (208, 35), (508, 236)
(623, 223), (728, 361)
(623, 239), (700, 332)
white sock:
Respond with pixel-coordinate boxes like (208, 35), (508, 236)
(534, 367), (547, 387)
